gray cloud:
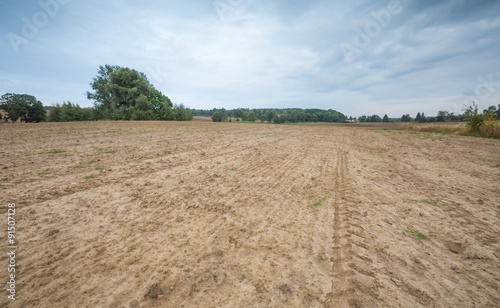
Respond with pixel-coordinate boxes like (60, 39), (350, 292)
(0, 0), (499, 117)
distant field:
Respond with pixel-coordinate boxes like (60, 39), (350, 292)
(1, 121), (499, 307)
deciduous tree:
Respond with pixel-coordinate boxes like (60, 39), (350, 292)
(0, 93), (45, 122)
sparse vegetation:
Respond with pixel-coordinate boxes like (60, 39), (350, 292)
(94, 146), (117, 154)
(422, 199), (450, 207)
(78, 157), (100, 168)
(104, 148), (117, 154)
(313, 198), (325, 207)
(45, 148), (67, 155)
(87, 158), (99, 164)
(406, 227), (430, 240)
(83, 174), (96, 180)
(39, 168), (56, 179)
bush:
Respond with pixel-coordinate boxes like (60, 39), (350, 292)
(479, 116), (500, 138)
(463, 102), (484, 133)
(462, 102), (500, 138)
(466, 114), (485, 133)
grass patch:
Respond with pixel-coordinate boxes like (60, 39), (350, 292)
(313, 198), (325, 207)
(400, 121), (500, 139)
(95, 165), (105, 171)
(164, 148), (172, 155)
(406, 227), (430, 240)
(77, 157), (100, 169)
(86, 157), (99, 164)
(45, 148), (66, 155)
(104, 148), (117, 154)
(38, 168), (56, 179)
(94, 146), (117, 154)
(83, 174), (96, 180)
(422, 199), (449, 207)
(401, 123), (465, 136)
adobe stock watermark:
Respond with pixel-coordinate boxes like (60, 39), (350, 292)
(340, 0), (403, 64)
(145, 64), (168, 85)
(7, 0), (71, 54)
(463, 74), (499, 105)
(466, 74), (500, 102)
(213, 0), (248, 23)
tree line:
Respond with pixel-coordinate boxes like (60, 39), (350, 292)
(194, 108), (347, 123)
(358, 105), (500, 123)
(199, 106), (499, 124)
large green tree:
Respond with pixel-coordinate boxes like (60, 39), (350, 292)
(400, 114), (411, 122)
(212, 109), (228, 122)
(419, 112), (427, 123)
(26, 99), (46, 122)
(86, 65), (179, 121)
(0, 93), (45, 122)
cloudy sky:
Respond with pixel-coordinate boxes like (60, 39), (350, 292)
(1, 0), (499, 117)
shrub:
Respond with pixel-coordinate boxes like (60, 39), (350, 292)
(480, 115), (500, 138)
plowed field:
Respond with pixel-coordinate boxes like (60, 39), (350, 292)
(1, 121), (499, 307)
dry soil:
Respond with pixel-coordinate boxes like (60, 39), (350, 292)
(0, 121), (499, 307)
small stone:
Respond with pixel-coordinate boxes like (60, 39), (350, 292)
(279, 284), (292, 294)
(145, 283), (163, 299)
(48, 229), (60, 237)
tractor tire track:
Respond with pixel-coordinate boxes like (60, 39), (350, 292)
(326, 140), (380, 307)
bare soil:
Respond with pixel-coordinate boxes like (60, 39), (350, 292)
(1, 121), (499, 307)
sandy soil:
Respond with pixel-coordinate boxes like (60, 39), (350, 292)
(0, 121), (499, 308)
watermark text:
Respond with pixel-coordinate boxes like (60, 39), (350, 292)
(6, 203), (17, 301)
